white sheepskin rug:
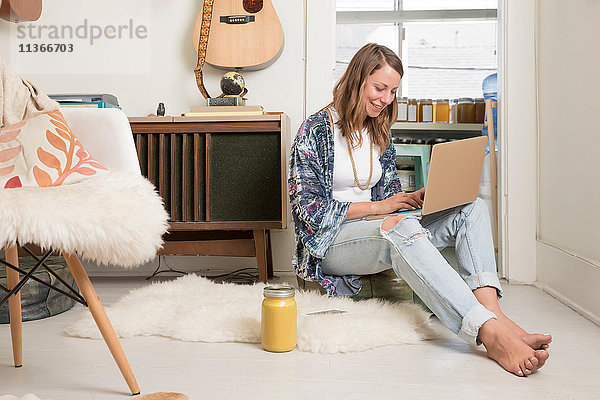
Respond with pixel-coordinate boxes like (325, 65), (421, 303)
(66, 274), (435, 354)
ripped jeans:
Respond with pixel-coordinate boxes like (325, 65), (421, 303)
(321, 198), (503, 345)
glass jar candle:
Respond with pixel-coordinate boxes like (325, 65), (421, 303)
(418, 99), (433, 122)
(457, 97), (475, 123)
(433, 99), (449, 123)
(397, 97), (408, 122)
(475, 98), (486, 123)
(261, 285), (297, 352)
(407, 99), (418, 122)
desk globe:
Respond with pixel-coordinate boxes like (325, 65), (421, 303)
(220, 71), (245, 96)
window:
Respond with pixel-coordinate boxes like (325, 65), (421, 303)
(335, 0), (498, 99)
(402, 0), (497, 10)
(337, 0), (396, 11)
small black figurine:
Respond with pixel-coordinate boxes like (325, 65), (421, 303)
(156, 102), (165, 116)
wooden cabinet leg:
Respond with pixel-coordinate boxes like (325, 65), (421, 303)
(5, 245), (23, 368)
(253, 229), (268, 283)
(266, 230), (274, 279)
(62, 253), (140, 395)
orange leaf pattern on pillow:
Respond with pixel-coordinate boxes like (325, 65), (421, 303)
(46, 129), (67, 152)
(33, 111), (107, 186)
(32, 165), (53, 187)
(37, 146), (62, 172)
(1, 110), (107, 189)
(49, 117), (72, 139)
(0, 122), (24, 188)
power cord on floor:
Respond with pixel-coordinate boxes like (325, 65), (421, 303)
(204, 267), (262, 285)
(145, 258), (265, 285)
(145, 256), (188, 280)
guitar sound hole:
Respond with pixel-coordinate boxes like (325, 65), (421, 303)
(243, 0), (263, 14)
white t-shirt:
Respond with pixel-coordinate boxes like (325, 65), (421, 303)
(330, 109), (383, 202)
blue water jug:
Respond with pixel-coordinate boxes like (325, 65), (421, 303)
(482, 73), (497, 153)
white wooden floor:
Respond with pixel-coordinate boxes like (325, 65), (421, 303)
(1, 274), (600, 400)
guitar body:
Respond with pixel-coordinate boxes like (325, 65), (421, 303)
(0, 0), (42, 22)
(193, 0), (283, 70)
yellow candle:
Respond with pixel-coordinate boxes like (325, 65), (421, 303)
(261, 285), (297, 352)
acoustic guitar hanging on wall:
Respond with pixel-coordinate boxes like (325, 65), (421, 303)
(193, 0), (284, 70)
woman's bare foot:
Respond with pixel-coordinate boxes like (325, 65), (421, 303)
(472, 287), (552, 350)
(496, 315), (552, 350)
(520, 333), (552, 350)
(494, 310), (552, 350)
(478, 319), (549, 376)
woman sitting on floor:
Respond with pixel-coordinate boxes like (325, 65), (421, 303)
(288, 43), (551, 376)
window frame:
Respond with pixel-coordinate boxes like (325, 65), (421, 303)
(336, 9), (498, 25)
(336, 7), (498, 96)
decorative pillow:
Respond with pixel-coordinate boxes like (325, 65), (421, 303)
(0, 110), (106, 189)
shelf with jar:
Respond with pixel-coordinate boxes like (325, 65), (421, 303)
(395, 97), (485, 140)
(392, 122), (483, 131)
(397, 97), (486, 123)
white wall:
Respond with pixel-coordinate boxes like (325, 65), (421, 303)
(0, 0), (335, 275)
(305, 0), (336, 114)
(0, 0), (304, 119)
(503, 0), (600, 321)
(534, 0), (600, 320)
(499, 0), (538, 284)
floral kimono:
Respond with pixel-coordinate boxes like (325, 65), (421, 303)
(288, 108), (403, 296)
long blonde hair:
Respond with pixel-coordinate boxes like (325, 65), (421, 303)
(331, 43), (404, 150)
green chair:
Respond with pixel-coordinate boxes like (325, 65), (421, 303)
(394, 144), (430, 190)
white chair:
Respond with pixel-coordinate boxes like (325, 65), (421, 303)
(1, 107), (169, 395)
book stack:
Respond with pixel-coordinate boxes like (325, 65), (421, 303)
(207, 96), (246, 107)
(183, 105), (264, 117)
(49, 93), (121, 109)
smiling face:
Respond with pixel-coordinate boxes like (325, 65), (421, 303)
(362, 63), (401, 119)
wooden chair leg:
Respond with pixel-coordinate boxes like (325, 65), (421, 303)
(62, 252), (140, 395)
(253, 229), (268, 283)
(5, 245), (23, 368)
